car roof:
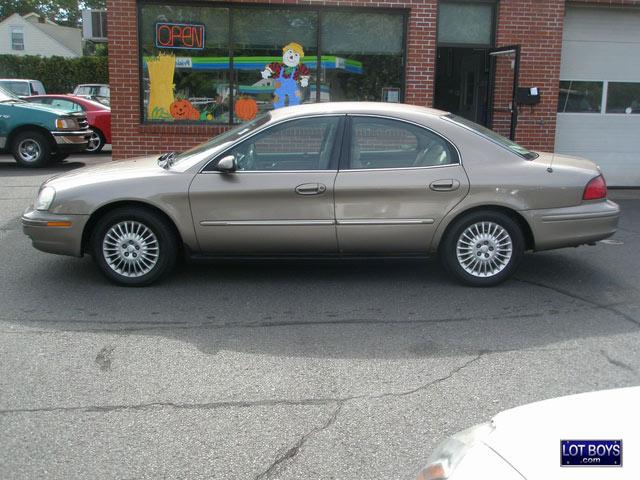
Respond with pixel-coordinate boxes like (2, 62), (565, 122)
(268, 102), (448, 122)
(0, 78), (38, 82)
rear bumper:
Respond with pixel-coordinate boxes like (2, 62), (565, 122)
(21, 209), (89, 257)
(51, 130), (91, 153)
(524, 199), (620, 251)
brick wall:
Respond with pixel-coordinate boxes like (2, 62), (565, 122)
(493, 0), (566, 151)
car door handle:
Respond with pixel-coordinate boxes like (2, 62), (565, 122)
(295, 183), (326, 195)
(429, 179), (460, 192)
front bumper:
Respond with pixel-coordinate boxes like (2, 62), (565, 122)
(524, 199), (620, 251)
(51, 129), (91, 153)
(22, 208), (89, 257)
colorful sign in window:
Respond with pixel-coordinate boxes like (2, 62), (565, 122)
(155, 22), (206, 50)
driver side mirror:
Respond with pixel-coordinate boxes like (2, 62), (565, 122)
(216, 155), (237, 173)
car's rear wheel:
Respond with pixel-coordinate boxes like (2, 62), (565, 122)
(440, 210), (524, 287)
(91, 207), (177, 286)
(11, 131), (52, 168)
(86, 130), (105, 153)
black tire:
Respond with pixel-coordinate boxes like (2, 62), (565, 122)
(90, 207), (178, 286)
(86, 129), (105, 153)
(11, 131), (53, 168)
(440, 210), (524, 287)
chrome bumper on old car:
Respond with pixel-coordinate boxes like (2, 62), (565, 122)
(524, 199), (620, 251)
(22, 208), (89, 257)
(51, 130), (91, 145)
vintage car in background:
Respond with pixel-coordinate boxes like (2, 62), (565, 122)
(26, 94), (111, 153)
(0, 86), (90, 167)
(0, 78), (46, 97)
(72, 84), (110, 107)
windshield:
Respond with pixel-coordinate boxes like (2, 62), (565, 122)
(445, 114), (539, 160)
(0, 85), (22, 102)
(0, 81), (29, 98)
(172, 113), (271, 166)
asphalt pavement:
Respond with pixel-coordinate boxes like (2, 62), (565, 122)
(1, 151), (639, 479)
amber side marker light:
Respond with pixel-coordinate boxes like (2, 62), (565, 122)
(46, 221), (72, 227)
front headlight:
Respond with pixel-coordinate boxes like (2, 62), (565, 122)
(55, 116), (78, 130)
(36, 186), (56, 211)
(417, 422), (495, 480)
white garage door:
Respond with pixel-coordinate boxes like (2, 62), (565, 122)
(556, 6), (640, 186)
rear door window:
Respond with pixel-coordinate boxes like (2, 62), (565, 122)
(346, 116), (458, 169)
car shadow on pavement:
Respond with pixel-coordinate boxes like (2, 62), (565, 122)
(5, 244), (639, 360)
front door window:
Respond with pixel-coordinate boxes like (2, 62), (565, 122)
(224, 116), (341, 171)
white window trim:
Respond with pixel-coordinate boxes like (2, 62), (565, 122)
(10, 26), (25, 51)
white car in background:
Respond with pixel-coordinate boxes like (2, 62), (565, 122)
(418, 387), (639, 480)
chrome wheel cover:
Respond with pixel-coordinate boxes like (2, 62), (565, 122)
(456, 221), (513, 278)
(102, 221), (159, 277)
(86, 132), (101, 152)
(18, 139), (41, 163)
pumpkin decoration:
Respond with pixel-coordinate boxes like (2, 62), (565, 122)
(235, 96), (259, 122)
(170, 98), (200, 120)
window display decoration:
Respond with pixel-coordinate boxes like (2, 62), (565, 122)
(260, 42), (310, 108)
(234, 96), (259, 121)
(147, 52), (176, 120)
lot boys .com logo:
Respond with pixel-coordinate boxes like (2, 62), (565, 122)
(561, 440), (622, 466)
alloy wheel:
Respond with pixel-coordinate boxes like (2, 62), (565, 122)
(456, 221), (513, 278)
(102, 221), (159, 277)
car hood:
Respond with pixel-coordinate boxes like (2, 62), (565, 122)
(44, 155), (169, 191)
(483, 387), (640, 479)
(8, 101), (71, 116)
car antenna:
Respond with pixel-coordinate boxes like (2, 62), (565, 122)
(547, 153), (554, 173)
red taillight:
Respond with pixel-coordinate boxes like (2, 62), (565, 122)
(583, 175), (607, 200)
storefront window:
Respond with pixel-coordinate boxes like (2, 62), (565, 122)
(606, 82), (640, 114)
(320, 12), (404, 102)
(557, 81), (603, 113)
(232, 9), (318, 122)
(138, 3), (406, 124)
(140, 5), (230, 123)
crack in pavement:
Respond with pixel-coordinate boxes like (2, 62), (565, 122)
(600, 349), (638, 376)
(254, 402), (343, 480)
(0, 306), (598, 334)
(514, 278), (640, 328)
(252, 353), (483, 479)
(0, 354), (484, 417)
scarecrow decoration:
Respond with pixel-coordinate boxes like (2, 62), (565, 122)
(261, 42), (310, 109)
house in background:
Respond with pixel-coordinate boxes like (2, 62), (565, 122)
(0, 12), (82, 58)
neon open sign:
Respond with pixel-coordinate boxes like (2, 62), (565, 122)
(155, 22), (205, 50)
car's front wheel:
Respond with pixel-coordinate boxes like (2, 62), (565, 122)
(91, 207), (178, 286)
(11, 131), (53, 167)
(440, 211), (524, 287)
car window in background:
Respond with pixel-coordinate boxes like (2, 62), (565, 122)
(349, 116), (456, 169)
(445, 114), (538, 160)
(225, 116), (341, 171)
(558, 80), (603, 113)
(0, 81), (30, 97)
(0, 86), (23, 102)
(48, 99), (84, 112)
(606, 82), (640, 114)
(31, 81), (46, 95)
